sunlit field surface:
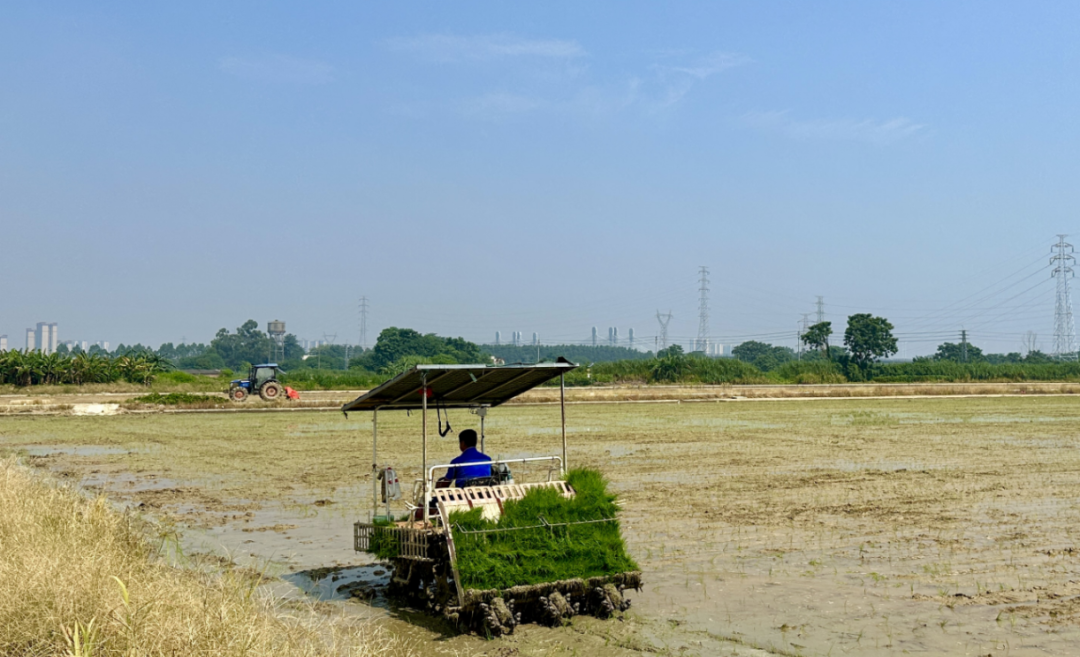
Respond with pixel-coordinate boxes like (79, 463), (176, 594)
(4, 396), (1080, 655)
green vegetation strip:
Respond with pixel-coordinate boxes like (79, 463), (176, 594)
(128, 392), (226, 406)
(0, 350), (172, 386)
(449, 469), (638, 591)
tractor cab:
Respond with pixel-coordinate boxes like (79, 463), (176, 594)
(228, 363), (290, 401)
(251, 364), (278, 388)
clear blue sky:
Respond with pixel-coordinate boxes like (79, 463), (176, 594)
(3, 2), (1079, 356)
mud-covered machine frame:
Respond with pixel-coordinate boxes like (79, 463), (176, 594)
(344, 361), (640, 633)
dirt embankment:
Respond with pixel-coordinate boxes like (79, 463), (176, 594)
(2, 381), (1079, 416)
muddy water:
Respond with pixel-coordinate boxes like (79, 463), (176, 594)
(28, 452), (781, 655)
(11, 398), (1080, 655)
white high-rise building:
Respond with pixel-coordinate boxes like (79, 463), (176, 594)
(32, 322), (58, 354)
(26, 328), (35, 352)
(0, 335), (7, 351)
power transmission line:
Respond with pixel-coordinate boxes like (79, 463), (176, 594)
(696, 266), (710, 353)
(656, 311), (673, 351)
(798, 313), (811, 359)
(359, 297), (369, 351)
(1052, 234), (1076, 359)
(317, 333), (337, 370)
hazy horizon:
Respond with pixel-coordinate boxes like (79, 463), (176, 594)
(4, 2), (1079, 358)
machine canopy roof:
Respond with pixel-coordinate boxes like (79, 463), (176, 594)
(341, 360), (577, 412)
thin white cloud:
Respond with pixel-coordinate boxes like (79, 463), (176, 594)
(744, 111), (925, 144)
(387, 41), (746, 120)
(458, 92), (545, 117)
(662, 51), (752, 80)
(642, 51), (751, 110)
(219, 55), (334, 84)
(385, 33), (586, 62)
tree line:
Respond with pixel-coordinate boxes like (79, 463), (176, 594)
(11, 314), (1077, 388)
(0, 350), (172, 386)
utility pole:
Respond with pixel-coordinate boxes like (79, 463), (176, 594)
(1052, 235), (1076, 360)
(960, 329), (968, 363)
(799, 314), (811, 360)
(816, 296), (825, 324)
(696, 266), (710, 353)
(319, 333), (337, 370)
(359, 297), (369, 351)
(656, 311), (673, 351)
(1023, 331), (1038, 355)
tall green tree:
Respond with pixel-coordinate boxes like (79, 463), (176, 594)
(843, 314), (898, 367)
(933, 341), (984, 362)
(210, 320), (273, 370)
(731, 341), (796, 372)
(355, 328), (485, 372)
(656, 345), (684, 359)
(801, 322), (833, 359)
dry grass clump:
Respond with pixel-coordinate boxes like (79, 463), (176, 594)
(0, 459), (409, 657)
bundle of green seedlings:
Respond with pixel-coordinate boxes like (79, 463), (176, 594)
(449, 468), (639, 591)
(368, 518), (405, 560)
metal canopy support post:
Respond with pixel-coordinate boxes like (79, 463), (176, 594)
(422, 376), (429, 525)
(478, 406), (487, 453)
(560, 373), (567, 475)
(372, 408), (379, 521)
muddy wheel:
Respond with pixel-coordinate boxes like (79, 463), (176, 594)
(259, 381), (283, 401)
(229, 387), (248, 402)
(479, 598), (518, 637)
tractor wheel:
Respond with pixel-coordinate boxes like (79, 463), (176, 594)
(259, 381), (283, 401)
(229, 387), (248, 402)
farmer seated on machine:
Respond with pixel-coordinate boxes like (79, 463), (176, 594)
(437, 429), (492, 488)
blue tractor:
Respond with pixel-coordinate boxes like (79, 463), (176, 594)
(228, 363), (286, 401)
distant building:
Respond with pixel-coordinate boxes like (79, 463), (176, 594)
(25, 328), (35, 352)
(32, 322), (58, 354)
(0, 335), (7, 351)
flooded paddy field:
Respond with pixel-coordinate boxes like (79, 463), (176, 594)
(3, 396), (1080, 655)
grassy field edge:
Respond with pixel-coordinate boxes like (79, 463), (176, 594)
(0, 458), (410, 657)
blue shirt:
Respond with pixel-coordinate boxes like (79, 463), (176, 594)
(444, 447), (492, 486)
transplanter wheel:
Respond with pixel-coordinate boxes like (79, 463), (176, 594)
(230, 387), (248, 402)
(259, 381), (283, 401)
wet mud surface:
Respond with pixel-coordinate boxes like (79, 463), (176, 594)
(7, 396), (1080, 654)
